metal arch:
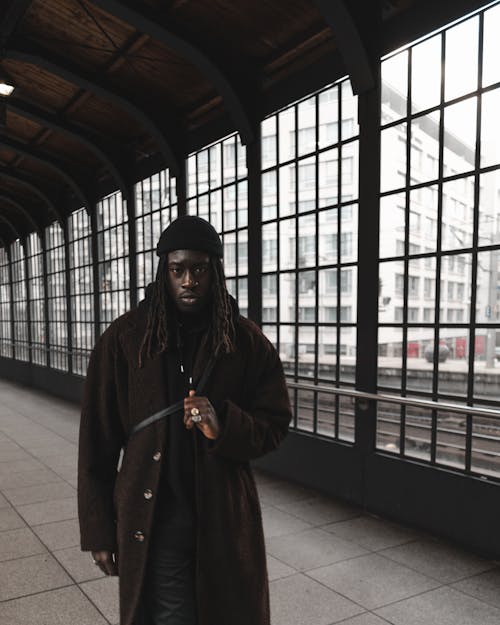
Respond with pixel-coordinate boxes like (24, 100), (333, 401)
(88, 0), (254, 145)
(0, 191), (41, 233)
(0, 213), (20, 240)
(0, 169), (63, 224)
(313, 0), (375, 94)
(4, 40), (182, 175)
(0, 135), (92, 210)
(7, 99), (130, 197)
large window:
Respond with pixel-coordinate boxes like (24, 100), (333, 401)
(187, 134), (248, 316)
(27, 233), (46, 366)
(97, 192), (129, 333)
(69, 208), (93, 375)
(46, 222), (67, 371)
(0, 248), (12, 358)
(11, 241), (29, 362)
(261, 79), (359, 440)
(378, 3), (500, 477)
(136, 169), (178, 301)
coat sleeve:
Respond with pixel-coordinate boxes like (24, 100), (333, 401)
(208, 330), (292, 462)
(78, 324), (127, 552)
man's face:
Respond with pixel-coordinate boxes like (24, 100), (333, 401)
(166, 249), (212, 314)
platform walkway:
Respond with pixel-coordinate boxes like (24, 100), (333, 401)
(1, 377), (500, 625)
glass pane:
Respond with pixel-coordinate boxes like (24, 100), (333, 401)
(382, 51), (408, 123)
(441, 177), (474, 251)
(480, 88), (500, 168)
(443, 99), (477, 176)
(297, 156), (316, 213)
(279, 164), (295, 217)
(296, 387), (314, 432)
(279, 107), (295, 163)
(483, 3), (500, 87)
(280, 218), (295, 270)
(318, 325), (336, 381)
(341, 81), (358, 139)
(341, 141), (358, 202)
(378, 327), (403, 390)
(377, 401), (400, 452)
(339, 326), (355, 383)
(410, 112), (440, 183)
(406, 327), (435, 393)
(298, 98), (316, 157)
(381, 123), (407, 193)
(412, 35), (442, 113)
(319, 86), (339, 148)
(261, 116), (277, 169)
(380, 193), (405, 259)
(318, 148), (338, 209)
(437, 328), (470, 398)
(317, 390), (336, 437)
(338, 394), (355, 442)
(405, 406), (432, 461)
(379, 260), (405, 324)
(479, 170), (500, 247)
(471, 416), (500, 477)
(262, 223), (277, 272)
(341, 267), (356, 323)
(476, 249), (500, 324)
(445, 16), (478, 100)
(436, 410), (466, 469)
(280, 274), (295, 323)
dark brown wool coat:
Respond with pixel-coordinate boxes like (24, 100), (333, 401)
(78, 298), (292, 625)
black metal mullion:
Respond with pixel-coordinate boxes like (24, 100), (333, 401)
(234, 137), (239, 301)
(431, 31), (448, 466)
(465, 12), (485, 473)
(127, 183), (138, 309)
(313, 93), (320, 435)
(275, 113), (281, 359)
(247, 125), (263, 326)
(335, 83), (342, 440)
(63, 219), (73, 374)
(294, 104), (300, 428)
(90, 203), (100, 342)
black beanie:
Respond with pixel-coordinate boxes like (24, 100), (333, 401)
(156, 215), (223, 258)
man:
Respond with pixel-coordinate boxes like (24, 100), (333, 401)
(78, 215), (292, 625)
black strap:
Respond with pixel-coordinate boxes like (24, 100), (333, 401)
(128, 354), (217, 438)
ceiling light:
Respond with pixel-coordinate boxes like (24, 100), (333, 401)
(0, 82), (14, 97)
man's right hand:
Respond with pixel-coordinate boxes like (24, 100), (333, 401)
(91, 550), (118, 576)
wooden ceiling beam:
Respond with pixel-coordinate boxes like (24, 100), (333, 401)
(5, 39), (183, 175)
(0, 191), (41, 233)
(88, 0), (255, 144)
(313, 0), (375, 93)
(7, 98), (131, 196)
(0, 135), (92, 211)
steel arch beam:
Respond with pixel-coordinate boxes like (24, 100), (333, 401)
(7, 98), (130, 196)
(0, 169), (61, 220)
(0, 191), (41, 232)
(313, 0), (375, 94)
(0, 135), (92, 210)
(4, 40), (182, 174)
(89, 0), (254, 144)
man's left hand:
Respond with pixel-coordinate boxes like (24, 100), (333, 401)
(184, 390), (220, 440)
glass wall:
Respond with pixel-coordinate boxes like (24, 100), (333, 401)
(10, 241), (29, 362)
(136, 169), (177, 301)
(0, 248), (12, 358)
(46, 222), (67, 371)
(27, 233), (46, 366)
(96, 191), (129, 333)
(261, 79), (359, 440)
(378, 3), (500, 477)
(69, 208), (93, 375)
(187, 134), (249, 316)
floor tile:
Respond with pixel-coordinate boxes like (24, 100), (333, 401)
(275, 495), (362, 526)
(80, 576), (120, 625)
(32, 518), (81, 551)
(53, 545), (105, 583)
(0, 586), (109, 625)
(270, 572), (364, 625)
(0, 449), (33, 462)
(267, 528), (368, 571)
(324, 515), (421, 551)
(262, 505), (313, 538)
(267, 554), (296, 581)
(375, 586), (500, 625)
(307, 553), (440, 609)
(0, 458), (47, 476)
(3, 481), (76, 506)
(335, 615), (391, 625)
(0, 552), (72, 600)
(380, 539), (496, 583)
(452, 568), (500, 608)
(258, 480), (316, 506)
(0, 527), (47, 561)
(0, 506), (25, 531)
(0, 468), (62, 489)
(16, 497), (78, 526)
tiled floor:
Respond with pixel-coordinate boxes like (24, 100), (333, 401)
(1, 378), (500, 625)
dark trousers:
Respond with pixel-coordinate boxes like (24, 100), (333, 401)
(143, 527), (198, 625)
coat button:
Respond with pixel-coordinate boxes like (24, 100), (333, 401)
(143, 489), (153, 500)
(152, 451), (161, 461)
(133, 530), (145, 542)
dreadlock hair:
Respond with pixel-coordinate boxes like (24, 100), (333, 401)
(138, 254), (236, 368)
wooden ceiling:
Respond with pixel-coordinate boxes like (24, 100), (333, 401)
(0, 0), (492, 244)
